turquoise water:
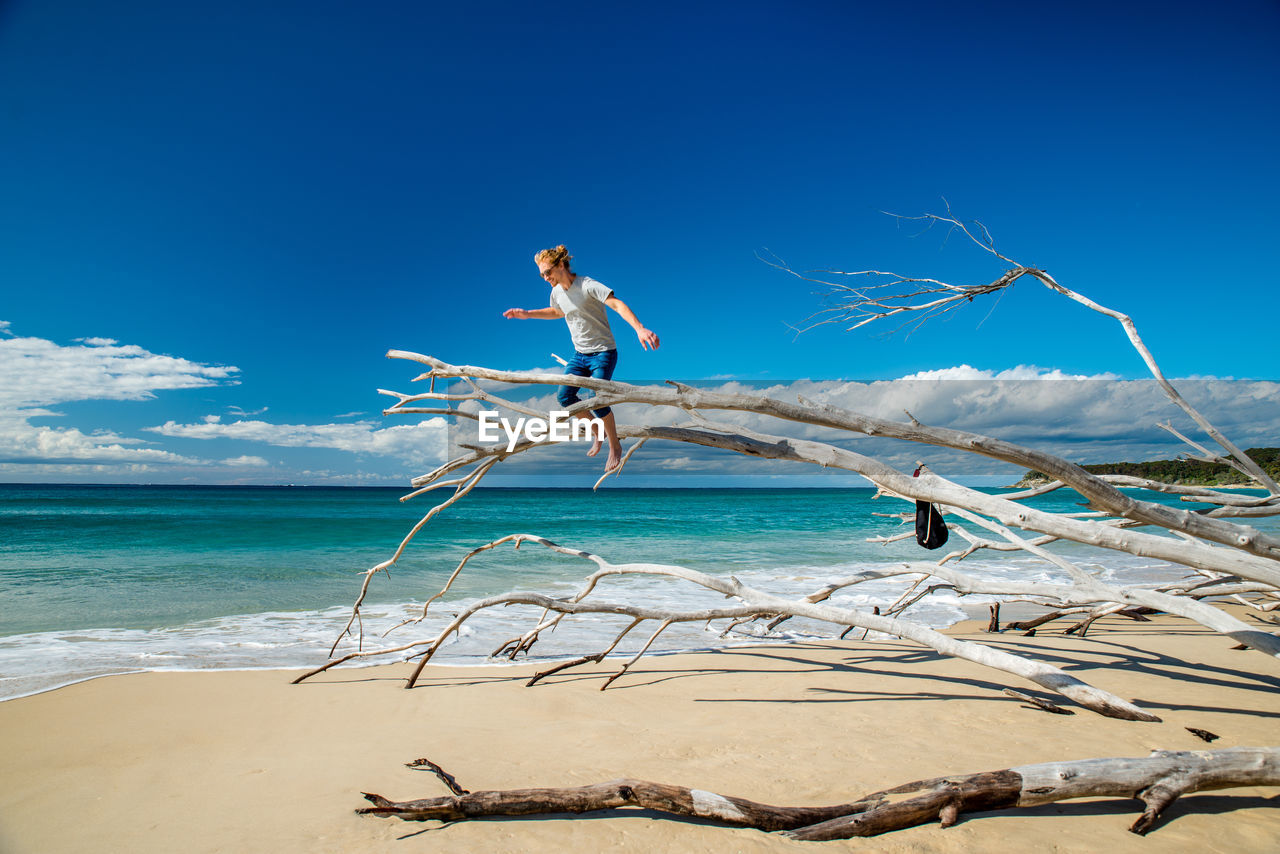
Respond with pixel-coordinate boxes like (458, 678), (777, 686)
(1, 484), (1265, 699)
(1, 485), (902, 634)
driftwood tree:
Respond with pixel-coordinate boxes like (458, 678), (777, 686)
(361, 747), (1280, 840)
(301, 212), (1279, 837)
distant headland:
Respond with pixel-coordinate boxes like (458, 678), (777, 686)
(1014, 447), (1279, 488)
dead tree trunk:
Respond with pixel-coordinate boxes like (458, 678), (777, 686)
(359, 747), (1280, 840)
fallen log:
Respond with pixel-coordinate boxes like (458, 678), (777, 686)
(1006, 609), (1079, 631)
(362, 778), (877, 831)
(359, 747), (1280, 840)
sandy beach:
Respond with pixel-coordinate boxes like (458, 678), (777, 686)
(2, 611), (1277, 853)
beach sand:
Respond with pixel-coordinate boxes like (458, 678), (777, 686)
(2, 612), (1277, 853)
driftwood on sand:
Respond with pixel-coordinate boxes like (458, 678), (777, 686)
(305, 212), (1279, 839)
(298, 214), (1277, 726)
(360, 747), (1280, 840)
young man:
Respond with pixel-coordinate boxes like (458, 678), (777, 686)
(503, 245), (660, 472)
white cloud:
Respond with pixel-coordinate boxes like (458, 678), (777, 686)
(221, 455), (270, 467)
(0, 462), (192, 477)
(0, 323), (449, 481)
(0, 324), (240, 470)
(0, 328), (238, 411)
(147, 417), (448, 468)
(0, 418), (205, 466)
(290, 468), (409, 485)
(897, 364), (1120, 381)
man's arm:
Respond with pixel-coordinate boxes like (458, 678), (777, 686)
(503, 307), (564, 319)
(604, 295), (660, 350)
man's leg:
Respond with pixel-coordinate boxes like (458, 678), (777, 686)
(587, 350), (622, 471)
(558, 353), (603, 458)
(557, 354), (606, 457)
(558, 354), (588, 416)
(598, 411), (622, 471)
(584, 423), (604, 458)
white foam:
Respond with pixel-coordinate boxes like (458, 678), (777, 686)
(0, 551), (1205, 702)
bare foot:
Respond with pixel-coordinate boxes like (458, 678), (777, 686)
(586, 436), (603, 458)
(604, 446), (622, 473)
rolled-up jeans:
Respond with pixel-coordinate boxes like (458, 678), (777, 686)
(557, 349), (618, 418)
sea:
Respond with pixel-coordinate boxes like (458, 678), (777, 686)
(1, 483), (1266, 701)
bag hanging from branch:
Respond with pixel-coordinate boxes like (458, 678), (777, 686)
(913, 466), (949, 550)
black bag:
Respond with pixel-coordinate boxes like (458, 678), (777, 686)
(914, 500), (949, 550)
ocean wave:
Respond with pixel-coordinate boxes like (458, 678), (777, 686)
(0, 549), (1202, 702)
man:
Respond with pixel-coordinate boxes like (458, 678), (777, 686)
(503, 245), (660, 472)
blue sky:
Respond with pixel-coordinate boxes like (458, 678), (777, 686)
(2, 0), (1277, 485)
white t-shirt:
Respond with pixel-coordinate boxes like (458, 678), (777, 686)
(549, 275), (616, 353)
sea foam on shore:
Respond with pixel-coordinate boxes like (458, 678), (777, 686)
(0, 550), (1186, 701)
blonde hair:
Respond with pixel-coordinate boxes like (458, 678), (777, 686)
(534, 244), (573, 271)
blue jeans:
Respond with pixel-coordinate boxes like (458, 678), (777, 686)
(557, 349), (618, 418)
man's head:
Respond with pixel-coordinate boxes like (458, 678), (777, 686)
(535, 244), (574, 287)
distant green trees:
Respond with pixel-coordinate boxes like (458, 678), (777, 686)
(1021, 448), (1280, 487)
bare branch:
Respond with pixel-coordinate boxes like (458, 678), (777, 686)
(780, 210), (1278, 494)
(389, 353), (1280, 565)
